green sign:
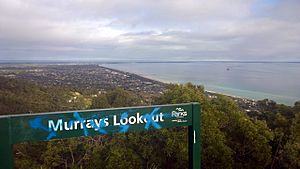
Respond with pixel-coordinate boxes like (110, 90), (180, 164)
(0, 103), (201, 169)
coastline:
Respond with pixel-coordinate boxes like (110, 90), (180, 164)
(99, 66), (286, 113)
(100, 62), (299, 106)
(0, 63), (293, 112)
(100, 65), (266, 112)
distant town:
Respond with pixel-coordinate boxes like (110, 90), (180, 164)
(0, 64), (272, 114)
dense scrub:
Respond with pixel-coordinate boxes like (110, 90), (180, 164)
(0, 78), (299, 169)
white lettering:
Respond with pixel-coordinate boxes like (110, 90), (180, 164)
(86, 120), (92, 129)
(48, 119), (63, 131)
(120, 118), (128, 125)
(64, 121), (73, 131)
(137, 113), (144, 124)
(159, 113), (164, 122)
(74, 121), (80, 130)
(128, 116), (136, 124)
(46, 112), (165, 132)
(113, 115), (120, 126)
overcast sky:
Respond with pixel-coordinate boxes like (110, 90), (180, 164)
(0, 0), (299, 61)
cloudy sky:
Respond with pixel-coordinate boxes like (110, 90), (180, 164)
(0, 0), (299, 61)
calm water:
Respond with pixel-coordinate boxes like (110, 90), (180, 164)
(101, 62), (300, 106)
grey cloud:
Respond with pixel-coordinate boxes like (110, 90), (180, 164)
(0, 0), (299, 61)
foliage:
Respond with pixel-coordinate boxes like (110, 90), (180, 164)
(0, 77), (87, 115)
(155, 84), (274, 169)
(90, 88), (141, 109)
(282, 113), (300, 168)
(0, 77), (298, 169)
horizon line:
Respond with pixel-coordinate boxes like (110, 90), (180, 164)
(1, 59), (300, 64)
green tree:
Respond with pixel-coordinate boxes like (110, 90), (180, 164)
(14, 142), (47, 169)
(90, 94), (110, 109)
(155, 83), (234, 169)
(294, 101), (300, 112)
(90, 88), (141, 109)
(283, 113), (300, 168)
(42, 138), (91, 169)
(155, 83), (274, 169)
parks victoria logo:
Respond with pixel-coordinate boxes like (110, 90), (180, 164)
(171, 107), (188, 123)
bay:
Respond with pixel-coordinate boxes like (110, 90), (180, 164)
(101, 62), (300, 106)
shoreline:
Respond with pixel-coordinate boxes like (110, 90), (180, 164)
(99, 63), (297, 106)
(99, 66), (266, 111)
(98, 66), (295, 114)
(0, 63), (294, 110)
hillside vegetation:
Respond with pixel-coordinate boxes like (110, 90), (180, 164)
(0, 77), (299, 169)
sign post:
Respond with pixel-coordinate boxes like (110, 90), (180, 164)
(0, 103), (201, 169)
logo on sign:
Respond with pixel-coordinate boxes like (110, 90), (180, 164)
(171, 108), (188, 123)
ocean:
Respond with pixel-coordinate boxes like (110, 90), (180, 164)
(101, 61), (300, 106)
